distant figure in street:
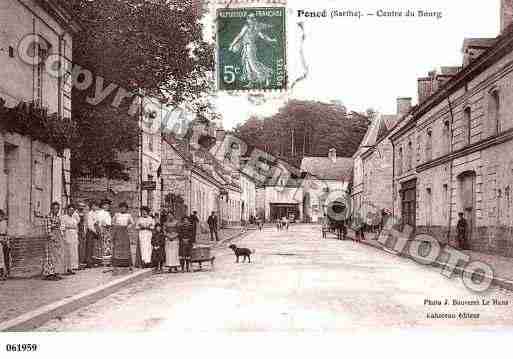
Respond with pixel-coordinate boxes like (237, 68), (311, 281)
(62, 204), (80, 275)
(207, 211), (219, 242)
(457, 212), (468, 250)
(276, 218), (282, 231)
(151, 223), (166, 274)
(178, 216), (194, 272)
(190, 210), (200, 243)
(42, 202), (65, 281)
(112, 202), (135, 274)
(163, 213), (180, 273)
(255, 215), (263, 231)
(0, 210), (9, 280)
(136, 206), (154, 268)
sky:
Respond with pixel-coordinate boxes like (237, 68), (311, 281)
(209, 0), (501, 129)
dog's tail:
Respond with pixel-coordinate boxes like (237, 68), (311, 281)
(251, 249), (256, 254)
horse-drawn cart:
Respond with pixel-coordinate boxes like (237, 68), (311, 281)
(190, 245), (215, 271)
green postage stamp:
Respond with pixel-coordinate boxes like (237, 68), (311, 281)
(217, 7), (287, 92)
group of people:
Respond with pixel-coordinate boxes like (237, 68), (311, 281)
(275, 216), (290, 231)
(31, 200), (207, 281)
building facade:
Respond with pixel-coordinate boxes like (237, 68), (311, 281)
(390, 1), (513, 257)
(0, 0), (79, 276)
(73, 96), (163, 219)
(300, 149), (352, 223)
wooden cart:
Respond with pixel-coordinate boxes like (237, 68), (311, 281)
(190, 245), (215, 271)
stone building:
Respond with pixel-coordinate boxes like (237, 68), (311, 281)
(352, 99), (410, 225)
(161, 122), (242, 227)
(390, 0), (513, 256)
(0, 0), (79, 276)
(300, 149), (352, 223)
(73, 96), (163, 218)
(210, 128), (257, 222)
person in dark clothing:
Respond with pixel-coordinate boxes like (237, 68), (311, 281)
(178, 216), (194, 272)
(457, 212), (468, 250)
(207, 211), (219, 242)
(151, 223), (166, 274)
(190, 211), (199, 243)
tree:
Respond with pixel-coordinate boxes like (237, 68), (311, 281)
(60, 0), (214, 178)
(234, 100), (370, 167)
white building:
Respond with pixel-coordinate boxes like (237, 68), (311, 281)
(0, 0), (79, 276)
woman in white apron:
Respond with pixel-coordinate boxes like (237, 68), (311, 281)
(62, 204), (80, 275)
(136, 207), (154, 268)
(163, 213), (180, 273)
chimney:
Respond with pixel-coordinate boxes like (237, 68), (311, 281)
(190, 123), (205, 148)
(502, 0), (513, 33)
(396, 97), (412, 116)
(328, 148), (337, 163)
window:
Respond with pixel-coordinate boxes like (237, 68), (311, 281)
(489, 89), (500, 135)
(148, 134), (153, 152)
(463, 107), (471, 145)
(426, 187), (432, 226)
(443, 119), (451, 153)
(443, 184), (449, 219)
(407, 141), (413, 170)
(426, 129), (433, 161)
(397, 147), (403, 176)
(35, 37), (51, 107)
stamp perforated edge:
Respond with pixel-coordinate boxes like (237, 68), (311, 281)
(213, 0), (289, 94)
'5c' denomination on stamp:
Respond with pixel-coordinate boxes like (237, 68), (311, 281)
(217, 7), (287, 92)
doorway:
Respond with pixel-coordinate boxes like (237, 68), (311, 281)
(458, 171), (476, 244)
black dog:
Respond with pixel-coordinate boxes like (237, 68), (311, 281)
(228, 244), (254, 263)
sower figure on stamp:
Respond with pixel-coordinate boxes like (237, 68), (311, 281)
(229, 13), (277, 88)
(457, 212), (468, 250)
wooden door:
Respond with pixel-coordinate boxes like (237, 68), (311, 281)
(460, 172), (476, 242)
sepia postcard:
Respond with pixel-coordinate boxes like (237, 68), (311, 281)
(1, 0), (513, 357)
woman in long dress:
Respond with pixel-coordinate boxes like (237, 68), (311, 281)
(42, 202), (65, 280)
(0, 210), (8, 280)
(96, 200), (112, 265)
(136, 206), (154, 268)
(229, 13), (277, 88)
(163, 213), (180, 273)
(62, 204), (80, 275)
(111, 202), (135, 275)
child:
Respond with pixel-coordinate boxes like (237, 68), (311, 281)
(0, 210), (9, 280)
(151, 223), (166, 274)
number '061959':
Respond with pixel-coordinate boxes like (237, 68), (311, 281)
(6, 344), (39, 352)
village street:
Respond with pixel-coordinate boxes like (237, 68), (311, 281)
(37, 225), (513, 332)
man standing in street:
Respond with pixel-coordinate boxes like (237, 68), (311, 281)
(190, 210), (199, 243)
(457, 212), (468, 250)
(207, 211), (219, 242)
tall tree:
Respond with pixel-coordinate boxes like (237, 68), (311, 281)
(234, 100), (370, 167)
(60, 0), (214, 178)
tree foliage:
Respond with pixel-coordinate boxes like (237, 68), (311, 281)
(59, 0), (214, 178)
(234, 100), (370, 168)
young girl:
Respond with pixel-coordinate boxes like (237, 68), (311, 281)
(0, 210), (8, 280)
(151, 223), (166, 274)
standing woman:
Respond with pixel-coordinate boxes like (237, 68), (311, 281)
(136, 206), (154, 268)
(163, 213), (180, 273)
(62, 204), (80, 275)
(42, 202), (65, 281)
(96, 200), (112, 265)
(0, 210), (8, 280)
(86, 201), (100, 267)
(111, 202), (135, 274)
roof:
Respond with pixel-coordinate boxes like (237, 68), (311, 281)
(462, 38), (497, 50)
(300, 157), (353, 181)
(358, 114), (398, 149)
